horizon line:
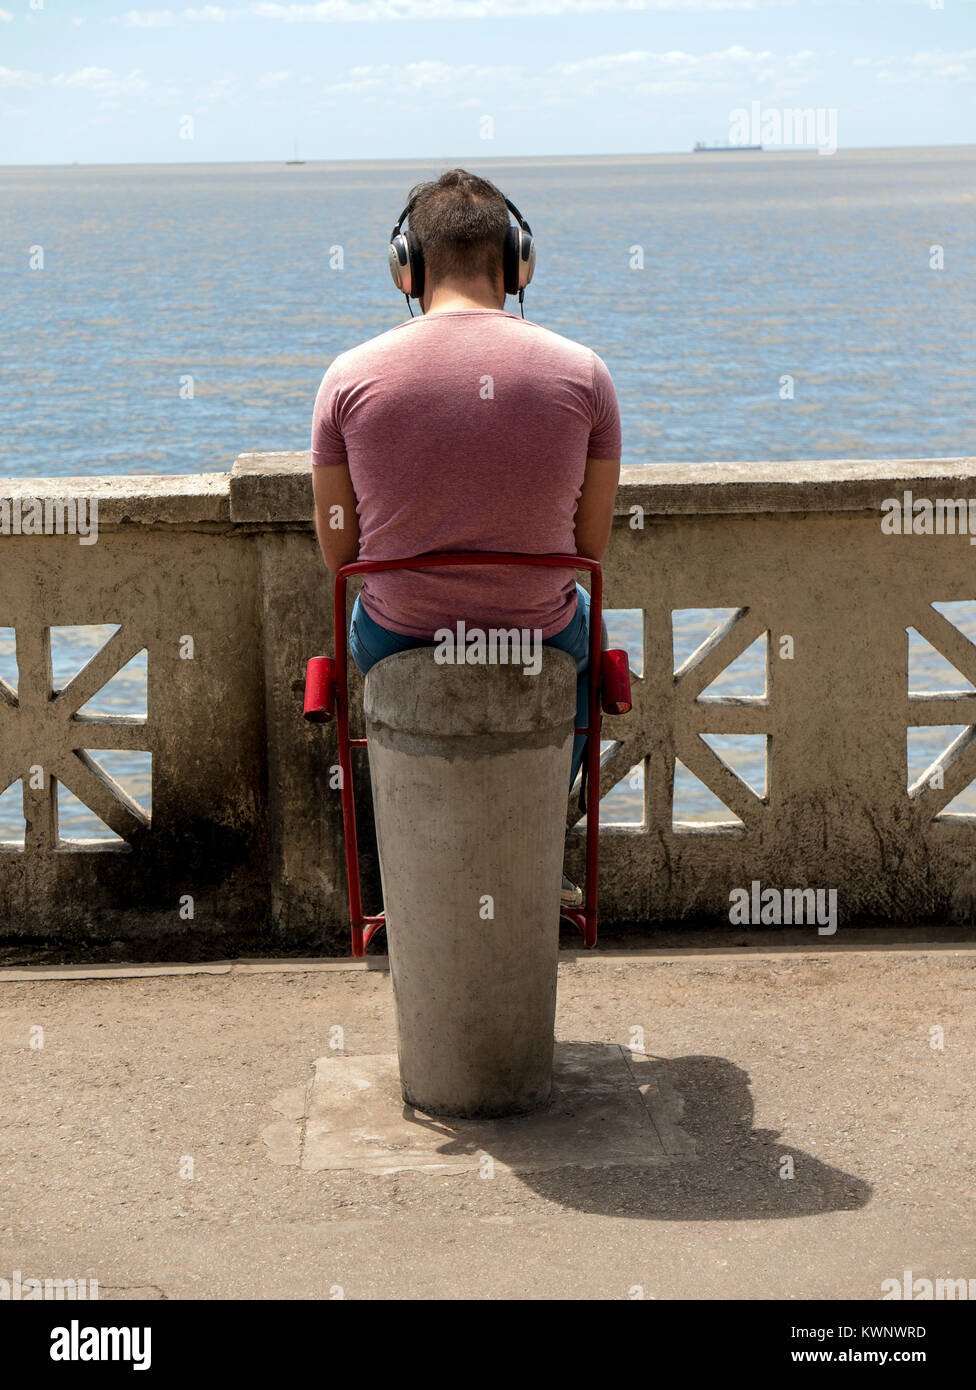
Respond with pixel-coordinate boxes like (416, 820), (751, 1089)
(2, 140), (975, 171)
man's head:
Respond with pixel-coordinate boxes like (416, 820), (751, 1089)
(404, 169), (511, 303)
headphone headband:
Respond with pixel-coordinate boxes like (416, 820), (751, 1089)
(391, 195), (532, 240)
(388, 188), (536, 315)
(504, 196), (533, 238)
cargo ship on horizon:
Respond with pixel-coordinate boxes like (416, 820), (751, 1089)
(693, 140), (763, 153)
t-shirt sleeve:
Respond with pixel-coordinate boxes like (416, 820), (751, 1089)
(310, 360), (349, 468)
(587, 351), (622, 458)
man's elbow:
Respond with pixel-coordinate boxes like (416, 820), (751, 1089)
(574, 526), (613, 563)
(315, 519), (359, 574)
(320, 542), (359, 576)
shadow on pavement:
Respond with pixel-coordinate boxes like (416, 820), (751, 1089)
(409, 1048), (873, 1220)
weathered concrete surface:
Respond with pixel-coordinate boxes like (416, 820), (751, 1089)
(255, 530), (347, 943)
(364, 649), (576, 1116)
(261, 1043), (687, 1175)
(6, 451), (976, 949)
(0, 948), (973, 1300)
(617, 456), (976, 514)
(0, 473), (231, 526)
(0, 528), (268, 943)
(583, 489), (976, 929)
(229, 452), (314, 524)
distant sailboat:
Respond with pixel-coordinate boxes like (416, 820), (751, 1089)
(286, 140), (305, 165)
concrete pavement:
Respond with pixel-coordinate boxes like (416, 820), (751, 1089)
(1, 945), (973, 1300)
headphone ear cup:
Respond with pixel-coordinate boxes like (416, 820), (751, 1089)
(503, 225), (521, 297)
(388, 229), (426, 298)
(503, 226), (536, 296)
(406, 229), (425, 300)
(388, 233), (411, 293)
(518, 230), (536, 290)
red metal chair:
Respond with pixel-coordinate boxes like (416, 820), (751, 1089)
(304, 552), (632, 957)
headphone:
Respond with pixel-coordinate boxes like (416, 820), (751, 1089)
(388, 193), (536, 318)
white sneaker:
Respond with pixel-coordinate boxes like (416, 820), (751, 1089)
(560, 875), (583, 908)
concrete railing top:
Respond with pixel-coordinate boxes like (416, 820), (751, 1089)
(5, 453), (975, 527)
(0, 473), (230, 526)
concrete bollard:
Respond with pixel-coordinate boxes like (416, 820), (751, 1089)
(363, 646), (578, 1119)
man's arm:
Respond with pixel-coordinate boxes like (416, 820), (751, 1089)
(574, 457), (620, 561)
(312, 463), (361, 574)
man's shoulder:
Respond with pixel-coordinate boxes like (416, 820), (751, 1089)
(322, 312), (602, 382)
(323, 320), (421, 379)
(510, 315), (597, 367)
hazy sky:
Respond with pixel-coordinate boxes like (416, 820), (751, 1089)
(1, 0), (973, 165)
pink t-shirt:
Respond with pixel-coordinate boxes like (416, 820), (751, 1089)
(311, 308), (621, 639)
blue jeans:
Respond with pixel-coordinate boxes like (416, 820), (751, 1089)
(350, 583), (606, 791)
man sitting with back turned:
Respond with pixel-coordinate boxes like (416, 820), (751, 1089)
(311, 168), (621, 906)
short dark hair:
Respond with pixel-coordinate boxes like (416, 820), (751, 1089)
(406, 169), (511, 286)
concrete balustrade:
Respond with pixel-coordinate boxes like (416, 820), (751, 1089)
(3, 452), (976, 950)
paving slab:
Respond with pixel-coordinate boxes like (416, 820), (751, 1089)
(262, 1043), (696, 1176)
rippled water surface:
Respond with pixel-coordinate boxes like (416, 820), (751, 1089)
(2, 150), (975, 835)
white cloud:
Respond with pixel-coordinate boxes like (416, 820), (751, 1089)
(123, 5), (228, 23)
(123, 8), (176, 25)
(553, 45), (797, 79)
(52, 67), (152, 94)
(251, 0), (769, 18)
(0, 66), (43, 90)
(853, 48), (975, 85)
(316, 45), (826, 113)
(548, 45), (828, 101)
(552, 51), (653, 76)
(257, 69), (292, 88)
(325, 59), (521, 97)
(324, 46), (820, 101)
(108, 0), (812, 25)
(0, 10), (14, 23)
(196, 75), (238, 102)
(0, 65), (152, 97)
